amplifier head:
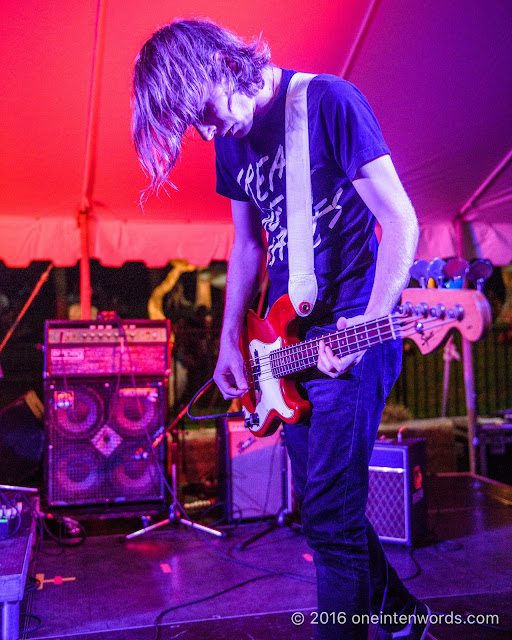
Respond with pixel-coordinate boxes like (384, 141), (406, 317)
(44, 319), (171, 377)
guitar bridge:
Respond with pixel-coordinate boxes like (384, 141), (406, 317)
(243, 408), (259, 430)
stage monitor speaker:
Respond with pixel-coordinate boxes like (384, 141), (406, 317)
(44, 378), (166, 507)
(367, 438), (427, 546)
(216, 418), (293, 523)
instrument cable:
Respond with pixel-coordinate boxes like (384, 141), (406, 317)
(186, 377), (245, 421)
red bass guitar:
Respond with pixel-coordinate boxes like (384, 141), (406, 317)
(239, 287), (492, 437)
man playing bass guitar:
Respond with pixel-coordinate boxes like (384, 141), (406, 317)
(132, 19), (430, 640)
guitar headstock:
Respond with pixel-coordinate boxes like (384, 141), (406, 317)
(399, 286), (492, 354)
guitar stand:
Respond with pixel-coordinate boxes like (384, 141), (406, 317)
(125, 428), (225, 541)
(236, 430), (301, 551)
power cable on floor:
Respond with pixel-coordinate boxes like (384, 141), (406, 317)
(152, 573), (277, 640)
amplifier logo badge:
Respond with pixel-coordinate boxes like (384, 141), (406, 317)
(119, 387), (158, 400)
(50, 348), (85, 361)
(54, 391), (74, 410)
(412, 464), (425, 503)
(413, 464), (423, 491)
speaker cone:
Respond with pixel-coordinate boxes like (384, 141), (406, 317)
(53, 447), (102, 498)
(113, 445), (160, 496)
(110, 386), (159, 436)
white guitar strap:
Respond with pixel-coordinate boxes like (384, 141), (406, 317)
(285, 72), (318, 317)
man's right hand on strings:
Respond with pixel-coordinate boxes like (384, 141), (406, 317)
(213, 339), (248, 399)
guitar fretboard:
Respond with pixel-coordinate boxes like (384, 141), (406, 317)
(269, 315), (401, 378)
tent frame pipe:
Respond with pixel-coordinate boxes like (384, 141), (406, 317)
(79, 210), (93, 320)
(79, 0), (107, 319)
(454, 151), (512, 475)
(340, 0), (381, 79)
(459, 148), (512, 216)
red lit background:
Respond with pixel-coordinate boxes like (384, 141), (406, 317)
(0, 0), (511, 269)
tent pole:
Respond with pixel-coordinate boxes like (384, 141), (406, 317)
(81, 0), (106, 203)
(454, 216), (478, 473)
(461, 336), (478, 474)
(79, 210), (92, 319)
(78, 0), (107, 317)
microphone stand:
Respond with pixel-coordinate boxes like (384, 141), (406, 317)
(0, 263), (53, 361)
(125, 390), (225, 540)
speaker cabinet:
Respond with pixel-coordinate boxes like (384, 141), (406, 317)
(217, 418), (293, 522)
(367, 438), (427, 546)
(45, 378), (166, 507)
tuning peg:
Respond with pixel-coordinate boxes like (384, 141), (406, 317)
(410, 260), (430, 288)
(427, 258), (447, 288)
(467, 259), (493, 291)
(443, 258), (469, 283)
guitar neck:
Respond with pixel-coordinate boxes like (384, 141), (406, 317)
(271, 314), (401, 378)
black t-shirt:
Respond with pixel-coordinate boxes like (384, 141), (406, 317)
(215, 70), (390, 322)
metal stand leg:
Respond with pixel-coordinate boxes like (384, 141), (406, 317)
(1, 601), (19, 640)
(237, 430), (301, 551)
(125, 430), (225, 541)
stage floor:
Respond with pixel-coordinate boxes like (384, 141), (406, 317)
(16, 473), (512, 640)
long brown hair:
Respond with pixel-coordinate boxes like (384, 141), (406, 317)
(132, 19), (270, 199)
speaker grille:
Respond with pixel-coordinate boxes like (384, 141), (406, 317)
(366, 440), (428, 545)
(367, 468), (406, 541)
(46, 379), (165, 506)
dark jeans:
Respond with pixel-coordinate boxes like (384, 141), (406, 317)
(284, 339), (414, 640)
